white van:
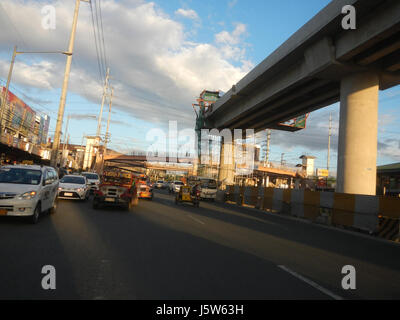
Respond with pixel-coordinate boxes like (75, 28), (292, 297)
(0, 165), (59, 223)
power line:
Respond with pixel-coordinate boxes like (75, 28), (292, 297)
(0, 80), (57, 117)
(90, 0), (105, 84)
(98, 0), (108, 69)
(0, 3), (28, 49)
(92, 0), (105, 75)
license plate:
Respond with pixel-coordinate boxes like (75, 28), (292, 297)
(0, 209), (7, 215)
(105, 197), (115, 202)
(64, 193), (73, 197)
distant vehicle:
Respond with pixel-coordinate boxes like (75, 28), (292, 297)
(58, 167), (68, 179)
(188, 176), (217, 201)
(163, 181), (170, 189)
(198, 178), (217, 201)
(155, 180), (164, 189)
(58, 175), (90, 201)
(169, 180), (184, 193)
(175, 185), (200, 207)
(136, 174), (153, 200)
(0, 165), (59, 224)
(93, 170), (138, 210)
(137, 174), (149, 185)
(137, 183), (153, 200)
(81, 172), (100, 193)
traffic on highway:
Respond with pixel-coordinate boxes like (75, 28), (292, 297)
(0, 0), (400, 311)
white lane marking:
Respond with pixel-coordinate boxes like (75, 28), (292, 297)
(277, 265), (344, 300)
(187, 214), (205, 225)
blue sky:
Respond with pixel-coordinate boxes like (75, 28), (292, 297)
(0, 0), (399, 171)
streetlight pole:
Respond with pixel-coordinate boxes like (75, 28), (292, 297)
(0, 47), (72, 137)
(0, 46), (17, 135)
(50, 0), (89, 168)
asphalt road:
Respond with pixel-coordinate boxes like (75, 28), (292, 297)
(1, 189), (399, 300)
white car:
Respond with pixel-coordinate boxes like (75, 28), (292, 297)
(0, 165), (59, 224)
(169, 181), (184, 193)
(81, 172), (100, 192)
(199, 178), (217, 201)
(155, 180), (164, 189)
(58, 175), (89, 201)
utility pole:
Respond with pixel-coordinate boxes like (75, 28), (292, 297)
(264, 129), (271, 187)
(63, 134), (70, 168)
(96, 67), (110, 138)
(327, 113), (332, 186)
(0, 46), (70, 140)
(265, 129), (271, 166)
(51, 0), (89, 168)
(103, 87), (114, 170)
(94, 69), (110, 173)
(0, 46), (17, 135)
(61, 115), (71, 167)
(327, 113), (332, 171)
(281, 153), (285, 166)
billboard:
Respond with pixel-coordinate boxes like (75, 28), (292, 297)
(276, 114), (309, 131)
(1, 87), (35, 134)
(1, 87), (49, 143)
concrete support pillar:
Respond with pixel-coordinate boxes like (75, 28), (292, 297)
(336, 72), (379, 195)
(218, 140), (235, 188)
(192, 160), (198, 176)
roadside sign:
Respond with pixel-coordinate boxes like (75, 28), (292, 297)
(316, 168), (329, 177)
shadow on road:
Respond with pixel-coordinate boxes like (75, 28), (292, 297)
(0, 204), (80, 299)
(152, 190), (400, 275)
(69, 194), (333, 300)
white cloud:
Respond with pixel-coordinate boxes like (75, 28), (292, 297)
(175, 8), (199, 21)
(215, 23), (247, 46)
(228, 0), (238, 9)
(0, 0), (252, 131)
(378, 139), (400, 159)
(214, 23), (250, 63)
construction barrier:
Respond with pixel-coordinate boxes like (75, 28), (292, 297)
(222, 186), (400, 242)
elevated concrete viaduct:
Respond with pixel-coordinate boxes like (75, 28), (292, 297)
(206, 0), (400, 195)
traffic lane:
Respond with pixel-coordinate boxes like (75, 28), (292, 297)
(0, 197), (141, 299)
(70, 195), (333, 299)
(153, 190), (400, 299)
(0, 209), (79, 299)
(43, 197), (139, 300)
(0, 196), (331, 299)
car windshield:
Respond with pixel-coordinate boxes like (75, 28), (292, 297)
(0, 168), (42, 185)
(60, 176), (85, 184)
(201, 179), (217, 189)
(175, 181), (184, 185)
(103, 176), (132, 185)
(157, 181), (163, 183)
(83, 173), (99, 180)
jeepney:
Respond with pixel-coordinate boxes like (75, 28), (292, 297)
(93, 169), (138, 210)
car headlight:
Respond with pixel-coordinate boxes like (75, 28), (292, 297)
(76, 188), (82, 192)
(18, 191), (37, 200)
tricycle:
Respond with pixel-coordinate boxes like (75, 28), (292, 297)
(175, 185), (200, 207)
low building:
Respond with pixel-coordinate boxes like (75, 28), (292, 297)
(299, 155), (316, 178)
(0, 88), (50, 165)
(377, 162), (400, 196)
